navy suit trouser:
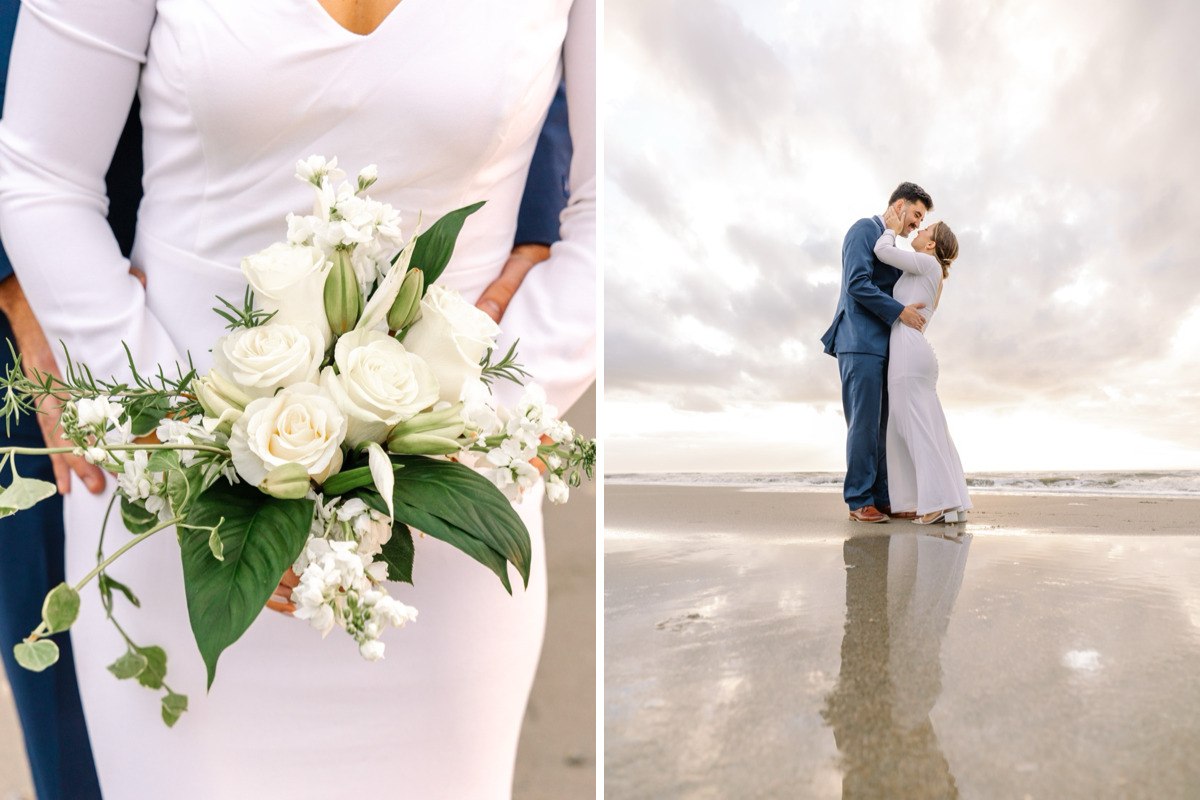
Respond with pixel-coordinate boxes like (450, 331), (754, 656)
(837, 352), (890, 510)
(0, 452), (102, 800)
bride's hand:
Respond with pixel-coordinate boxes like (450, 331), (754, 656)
(883, 205), (902, 233)
(266, 568), (300, 615)
(474, 243), (550, 323)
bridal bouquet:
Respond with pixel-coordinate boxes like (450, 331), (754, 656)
(0, 157), (594, 726)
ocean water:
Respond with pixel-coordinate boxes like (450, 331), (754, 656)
(604, 470), (1200, 498)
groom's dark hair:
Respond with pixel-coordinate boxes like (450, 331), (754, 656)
(889, 182), (933, 211)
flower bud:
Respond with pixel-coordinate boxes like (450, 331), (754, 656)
(387, 403), (467, 455)
(193, 369), (252, 417)
(258, 462), (312, 499)
(324, 249), (362, 336)
(386, 268), (424, 332)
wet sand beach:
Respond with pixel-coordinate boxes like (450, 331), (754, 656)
(605, 485), (1200, 799)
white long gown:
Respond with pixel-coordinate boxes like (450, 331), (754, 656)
(0, 1), (595, 797)
(873, 230), (971, 517)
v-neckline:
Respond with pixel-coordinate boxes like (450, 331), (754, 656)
(312, 0), (410, 38)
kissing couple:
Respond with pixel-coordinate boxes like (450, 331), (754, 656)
(821, 182), (972, 525)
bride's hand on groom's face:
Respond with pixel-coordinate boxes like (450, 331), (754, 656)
(883, 205), (903, 233)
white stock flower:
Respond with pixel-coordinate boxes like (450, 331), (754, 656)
(240, 242), (332, 347)
(295, 155), (344, 186)
(74, 397), (122, 428)
(228, 382), (347, 487)
(401, 285), (500, 405)
(320, 329), (439, 447)
(212, 323), (325, 399)
(546, 474), (570, 505)
(459, 379), (500, 437)
(358, 640), (386, 661)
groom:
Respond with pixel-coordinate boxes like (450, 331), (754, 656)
(820, 182), (933, 523)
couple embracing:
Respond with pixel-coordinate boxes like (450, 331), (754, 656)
(821, 182), (972, 525)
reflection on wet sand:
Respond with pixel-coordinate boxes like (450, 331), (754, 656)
(823, 533), (972, 799)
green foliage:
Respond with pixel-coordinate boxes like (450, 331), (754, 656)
(120, 496), (160, 535)
(407, 201), (486, 290)
(479, 339), (530, 388)
(212, 287), (277, 332)
(107, 649), (148, 680)
(379, 524), (415, 584)
(181, 480), (314, 689)
(13, 640), (59, 672)
(41, 583), (80, 634)
(0, 475), (57, 519)
(387, 455), (530, 593)
(135, 645), (168, 690)
(161, 691), (189, 727)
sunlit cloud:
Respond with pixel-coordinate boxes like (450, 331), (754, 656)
(605, 0), (1200, 472)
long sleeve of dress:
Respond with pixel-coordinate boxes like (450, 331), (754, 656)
(497, 0), (595, 414)
(0, 0), (183, 385)
(874, 229), (938, 278)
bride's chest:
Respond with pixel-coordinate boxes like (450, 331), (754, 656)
(143, 0), (569, 167)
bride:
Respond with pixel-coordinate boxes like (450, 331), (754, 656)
(874, 206), (971, 525)
(0, 0), (595, 797)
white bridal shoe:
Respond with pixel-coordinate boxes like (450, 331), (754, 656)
(914, 509), (963, 525)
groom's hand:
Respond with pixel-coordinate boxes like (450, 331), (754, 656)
(0, 275), (108, 495)
(475, 243), (551, 323)
(899, 302), (927, 332)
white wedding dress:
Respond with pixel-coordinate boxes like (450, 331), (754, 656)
(0, 1), (595, 797)
(873, 230), (971, 516)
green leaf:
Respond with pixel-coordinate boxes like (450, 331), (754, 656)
(127, 395), (172, 437)
(409, 201), (485, 290)
(322, 462), (402, 496)
(181, 480), (314, 689)
(135, 645), (167, 690)
(161, 690), (188, 727)
(99, 573), (141, 609)
(392, 498), (512, 592)
(379, 524), (415, 584)
(387, 456), (531, 591)
(14, 640), (59, 672)
(146, 449), (181, 473)
(120, 496), (160, 535)
(0, 476), (58, 519)
(41, 582), (80, 634)
(205, 522), (225, 561)
(107, 649), (148, 680)
(166, 464), (206, 517)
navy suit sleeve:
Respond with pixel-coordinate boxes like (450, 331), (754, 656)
(513, 81), (571, 247)
(844, 220), (904, 325)
(0, 0), (17, 284)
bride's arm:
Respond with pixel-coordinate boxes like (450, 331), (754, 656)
(873, 230), (937, 277)
(493, 0), (596, 415)
(0, 0), (183, 385)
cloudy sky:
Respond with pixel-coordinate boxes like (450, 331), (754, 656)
(604, 0), (1200, 473)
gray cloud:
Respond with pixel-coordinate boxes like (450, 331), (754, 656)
(606, 0), (1200, 453)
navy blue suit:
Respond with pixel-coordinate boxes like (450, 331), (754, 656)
(0, 6), (568, 788)
(820, 216), (905, 510)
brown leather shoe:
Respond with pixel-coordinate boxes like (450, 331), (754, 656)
(849, 505), (888, 523)
(889, 511), (918, 520)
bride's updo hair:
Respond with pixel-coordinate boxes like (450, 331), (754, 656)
(931, 221), (959, 278)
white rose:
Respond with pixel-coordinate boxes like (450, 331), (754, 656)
(401, 285), (501, 404)
(320, 329), (440, 448)
(212, 323), (325, 399)
(228, 382), (347, 487)
(240, 242), (332, 347)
